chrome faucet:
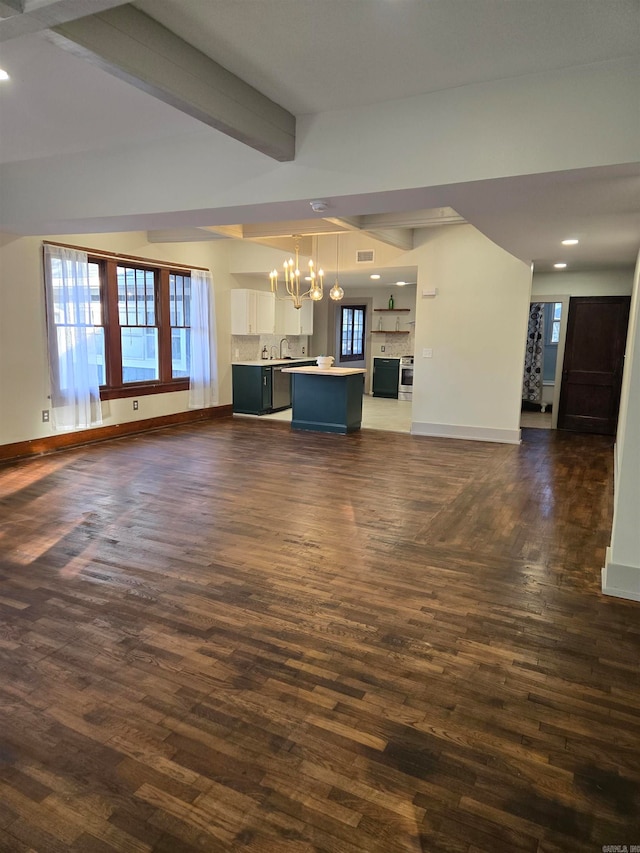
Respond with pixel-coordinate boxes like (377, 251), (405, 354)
(279, 338), (289, 359)
(270, 345), (278, 359)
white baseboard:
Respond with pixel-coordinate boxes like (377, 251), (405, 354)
(410, 421), (521, 445)
(602, 548), (640, 602)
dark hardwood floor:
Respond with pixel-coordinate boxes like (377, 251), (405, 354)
(0, 418), (638, 852)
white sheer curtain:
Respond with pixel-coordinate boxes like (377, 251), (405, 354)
(43, 244), (103, 430)
(188, 269), (218, 409)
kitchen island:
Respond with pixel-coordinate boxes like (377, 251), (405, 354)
(282, 366), (366, 434)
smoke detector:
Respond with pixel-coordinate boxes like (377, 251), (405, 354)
(310, 200), (328, 213)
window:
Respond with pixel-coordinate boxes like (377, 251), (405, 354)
(49, 247), (195, 400)
(340, 305), (366, 361)
(118, 265), (159, 383)
(545, 301), (562, 345)
(169, 273), (191, 379)
(551, 301), (562, 343)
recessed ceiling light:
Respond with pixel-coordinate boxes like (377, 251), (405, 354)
(396, 281), (407, 286)
(554, 263), (567, 269)
(370, 274), (380, 280)
(561, 238), (579, 246)
(0, 69), (10, 81)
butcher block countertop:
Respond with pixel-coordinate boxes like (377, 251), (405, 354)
(282, 366), (367, 376)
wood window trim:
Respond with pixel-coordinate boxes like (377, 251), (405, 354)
(43, 240), (208, 272)
(44, 244), (202, 403)
(91, 255), (197, 400)
(100, 380), (189, 401)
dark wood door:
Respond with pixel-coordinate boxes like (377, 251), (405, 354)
(558, 295), (630, 435)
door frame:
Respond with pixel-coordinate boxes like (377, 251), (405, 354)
(526, 294), (570, 429)
(331, 296), (373, 393)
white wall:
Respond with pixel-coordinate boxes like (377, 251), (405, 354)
(602, 250), (640, 601)
(401, 225), (532, 443)
(532, 268), (634, 298)
(0, 232), (235, 446)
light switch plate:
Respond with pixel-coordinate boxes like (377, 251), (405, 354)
(423, 348), (433, 358)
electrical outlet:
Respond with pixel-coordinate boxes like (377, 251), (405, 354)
(302, 347), (305, 354)
(42, 409), (49, 422)
(381, 346), (385, 352)
(423, 348), (433, 358)
(133, 400), (139, 411)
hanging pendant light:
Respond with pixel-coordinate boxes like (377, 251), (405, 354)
(329, 234), (344, 302)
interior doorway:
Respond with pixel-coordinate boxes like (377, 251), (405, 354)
(521, 296), (570, 430)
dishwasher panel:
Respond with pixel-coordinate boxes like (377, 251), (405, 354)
(271, 366), (292, 411)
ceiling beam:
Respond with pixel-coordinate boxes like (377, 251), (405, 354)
(0, 0), (128, 41)
(48, 4), (296, 161)
(147, 228), (228, 243)
(200, 224), (244, 240)
(361, 207), (466, 229)
(364, 228), (414, 251)
(242, 219), (355, 239)
(0, 1), (23, 17)
(323, 216), (364, 232)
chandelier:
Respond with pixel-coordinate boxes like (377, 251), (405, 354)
(269, 236), (344, 309)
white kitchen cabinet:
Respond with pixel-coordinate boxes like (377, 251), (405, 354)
(275, 297), (314, 336)
(231, 289), (275, 335)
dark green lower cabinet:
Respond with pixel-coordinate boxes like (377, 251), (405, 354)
(290, 372), (365, 434)
(372, 357), (400, 398)
(232, 365), (272, 414)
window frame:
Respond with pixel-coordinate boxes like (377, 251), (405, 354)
(90, 256), (191, 400)
(544, 301), (563, 347)
(168, 271), (192, 380)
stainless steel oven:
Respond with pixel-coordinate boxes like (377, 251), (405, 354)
(398, 355), (414, 401)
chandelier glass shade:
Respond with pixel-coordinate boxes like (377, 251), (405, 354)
(269, 237), (344, 309)
(330, 233), (344, 302)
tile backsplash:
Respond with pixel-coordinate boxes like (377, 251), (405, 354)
(232, 329), (413, 362)
(232, 335), (310, 362)
(371, 329), (415, 358)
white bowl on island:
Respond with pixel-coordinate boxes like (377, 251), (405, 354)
(316, 356), (334, 369)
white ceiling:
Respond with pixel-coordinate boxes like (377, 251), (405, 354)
(0, 0), (638, 276)
(133, 0), (640, 115)
(0, 32), (205, 164)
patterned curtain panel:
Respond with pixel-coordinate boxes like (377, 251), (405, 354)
(523, 302), (544, 402)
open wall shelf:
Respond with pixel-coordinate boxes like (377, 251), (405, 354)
(374, 308), (411, 312)
(371, 330), (410, 335)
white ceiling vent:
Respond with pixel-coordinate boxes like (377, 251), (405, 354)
(356, 249), (375, 264)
